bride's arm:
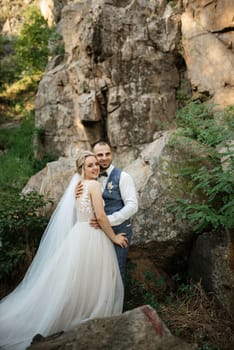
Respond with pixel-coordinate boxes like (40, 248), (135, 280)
(89, 181), (128, 248)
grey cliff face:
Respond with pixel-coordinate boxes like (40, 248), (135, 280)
(34, 0), (181, 162)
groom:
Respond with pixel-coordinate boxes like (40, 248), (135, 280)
(77, 141), (138, 283)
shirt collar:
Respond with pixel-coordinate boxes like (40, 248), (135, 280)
(106, 164), (114, 176)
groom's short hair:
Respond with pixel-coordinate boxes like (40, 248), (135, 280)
(92, 140), (112, 150)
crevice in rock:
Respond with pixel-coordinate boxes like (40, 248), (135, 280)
(108, 103), (121, 114)
(211, 26), (234, 34)
(204, 0), (215, 8)
(98, 88), (108, 141)
(104, 0), (132, 8)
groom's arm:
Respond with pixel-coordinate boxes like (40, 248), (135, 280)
(107, 172), (138, 227)
(75, 180), (83, 198)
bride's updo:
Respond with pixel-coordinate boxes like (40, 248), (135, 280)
(76, 150), (96, 176)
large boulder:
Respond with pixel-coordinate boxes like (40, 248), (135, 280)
(27, 305), (197, 349)
(125, 131), (194, 270)
(188, 229), (234, 318)
(22, 157), (77, 213)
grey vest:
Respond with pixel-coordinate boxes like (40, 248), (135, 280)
(103, 167), (124, 216)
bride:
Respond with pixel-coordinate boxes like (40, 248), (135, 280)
(0, 151), (127, 350)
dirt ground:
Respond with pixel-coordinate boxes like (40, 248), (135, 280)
(124, 281), (234, 350)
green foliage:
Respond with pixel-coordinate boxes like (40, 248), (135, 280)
(170, 100), (234, 232)
(0, 114), (57, 200)
(0, 113), (52, 286)
(176, 79), (191, 106)
(167, 0), (177, 8)
(0, 35), (8, 58)
(175, 166), (234, 231)
(85, 15), (93, 24)
(0, 5), (64, 87)
(124, 262), (162, 311)
(142, 291), (161, 310)
(0, 191), (49, 280)
(32, 153), (58, 173)
(48, 31), (65, 56)
(0, 35), (19, 87)
(172, 274), (194, 296)
(0, 4), (62, 290)
(198, 342), (220, 350)
(223, 105), (234, 130)
(0, 74), (42, 123)
(124, 262), (144, 310)
(144, 271), (167, 288)
(14, 6), (53, 74)
(175, 100), (231, 146)
(0, 113), (55, 287)
(0, 114), (35, 192)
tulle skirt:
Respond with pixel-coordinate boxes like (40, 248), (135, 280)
(0, 222), (124, 350)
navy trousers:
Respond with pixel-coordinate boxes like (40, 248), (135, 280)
(112, 220), (132, 284)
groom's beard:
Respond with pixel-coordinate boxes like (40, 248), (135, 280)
(100, 164), (111, 171)
(100, 167), (108, 172)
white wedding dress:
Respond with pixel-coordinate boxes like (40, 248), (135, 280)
(0, 178), (123, 350)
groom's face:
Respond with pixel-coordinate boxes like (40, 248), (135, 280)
(93, 144), (112, 170)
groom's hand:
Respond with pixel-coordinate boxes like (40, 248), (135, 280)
(75, 181), (83, 198)
(90, 217), (100, 229)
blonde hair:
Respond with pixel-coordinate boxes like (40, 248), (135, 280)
(76, 150), (96, 178)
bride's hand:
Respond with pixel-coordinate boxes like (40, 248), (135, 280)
(90, 217), (100, 229)
(114, 233), (128, 248)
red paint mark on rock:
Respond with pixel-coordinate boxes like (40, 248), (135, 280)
(142, 305), (164, 336)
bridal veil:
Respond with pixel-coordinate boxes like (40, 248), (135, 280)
(0, 172), (79, 311)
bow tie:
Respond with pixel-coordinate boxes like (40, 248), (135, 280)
(98, 171), (108, 177)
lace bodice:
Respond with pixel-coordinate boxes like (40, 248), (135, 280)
(76, 181), (95, 222)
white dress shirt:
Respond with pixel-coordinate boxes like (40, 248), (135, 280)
(98, 164), (138, 226)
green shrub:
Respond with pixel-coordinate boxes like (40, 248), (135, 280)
(169, 101), (234, 232)
(0, 114), (56, 288)
(223, 105), (234, 131)
(0, 7), (64, 83)
(14, 6), (54, 74)
(48, 31), (65, 56)
(175, 100), (231, 146)
(0, 4), (61, 288)
(0, 35), (19, 87)
(0, 191), (50, 281)
(0, 112), (58, 198)
(0, 113), (35, 192)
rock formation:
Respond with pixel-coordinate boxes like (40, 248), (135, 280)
(27, 305), (197, 349)
(22, 0), (234, 317)
(34, 0), (181, 163)
(2, 0), (234, 322)
(181, 0), (234, 108)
